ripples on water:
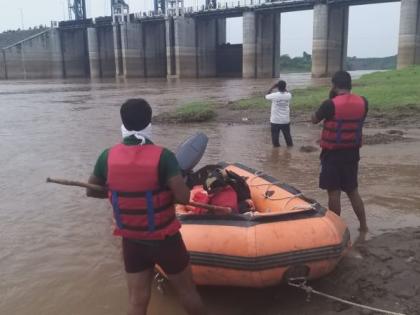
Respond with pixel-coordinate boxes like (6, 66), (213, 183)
(1, 71), (419, 314)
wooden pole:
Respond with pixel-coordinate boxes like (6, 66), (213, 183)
(46, 177), (232, 214)
(46, 177), (106, 192)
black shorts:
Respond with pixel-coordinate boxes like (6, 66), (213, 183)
(319, 159), (359, 193)
(122, 232), (190, 274)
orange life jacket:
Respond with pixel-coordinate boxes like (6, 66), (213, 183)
(107, 143), (180, 240)
(320, 94), (366, 150)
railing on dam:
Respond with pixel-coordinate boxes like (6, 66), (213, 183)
(129, 0), (399, 20)
(131, 0), (314, 20)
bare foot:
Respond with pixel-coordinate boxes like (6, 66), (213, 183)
(354, 230), (368, 245)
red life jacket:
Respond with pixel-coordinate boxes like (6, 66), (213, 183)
(209, 186), (238, 213)
(320, 94), (366, 150)
(107, 143), (180, 240)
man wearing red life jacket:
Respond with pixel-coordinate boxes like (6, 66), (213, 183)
(311, 71), (368, 232)
(86, 99), (207, 315)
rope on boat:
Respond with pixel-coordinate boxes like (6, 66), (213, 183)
(290, 203), (317, 211)
(288, 278), (407, 315)
(247, 170), (315, 212)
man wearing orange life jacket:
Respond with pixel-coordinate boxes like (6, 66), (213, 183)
(311, 71), (368, 232)
(86, 99), (207, 315)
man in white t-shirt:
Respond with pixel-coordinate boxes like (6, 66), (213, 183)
(265, 80), (293, 147)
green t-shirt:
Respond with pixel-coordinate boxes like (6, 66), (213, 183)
(93, 136), (181, 187)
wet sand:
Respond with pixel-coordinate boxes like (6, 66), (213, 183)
(0, 72), (419, 314)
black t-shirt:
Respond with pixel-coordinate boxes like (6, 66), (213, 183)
(315, 95), (368, 163)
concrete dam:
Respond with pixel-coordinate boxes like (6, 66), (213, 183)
(1, 0), (419, 80)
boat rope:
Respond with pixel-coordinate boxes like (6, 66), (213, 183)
(290, 203), (317, 211)
(288, 278), (407, 315)
(248, 171), (316, 212)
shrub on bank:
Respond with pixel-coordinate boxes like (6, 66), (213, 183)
(155, 101), (216, 123)
(228, 96), (269, 110)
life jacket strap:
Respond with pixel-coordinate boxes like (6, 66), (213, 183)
(146, 191), (155, 232)
(119, 202), (173, 215)
(115, 188), (167, 198)
(336, 119), (343, 144)
(111, 191), (123, 229)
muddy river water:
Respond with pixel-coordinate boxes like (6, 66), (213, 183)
(1, 72), (419, 314)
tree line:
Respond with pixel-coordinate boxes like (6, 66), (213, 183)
(280, 52), (397, 72)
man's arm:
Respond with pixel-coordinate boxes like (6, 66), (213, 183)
(311, 100), (334, 124)
(86, 174), (107, 198)
(311, 112), (322, 124)
(159, 148), (190, 205)
(362, 96), (369, 117)
(265, 92), (277, 101)
(266, 82), (278, 94)
(167, 174), (190, 205)
(86, 149), (108, 198)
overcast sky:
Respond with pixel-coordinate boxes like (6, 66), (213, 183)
(0, 0), (400, 57)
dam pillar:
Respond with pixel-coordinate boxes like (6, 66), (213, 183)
(243, 12), (280, 78)
(243, 12), (256, 78)
(113, 23), (124, 76)
(312, 4), (348, 77)
(397, 0), (420, 68)
(173, 16), (197, 77)
(166, 17), (176, 77)
(87, 27), (100, 78)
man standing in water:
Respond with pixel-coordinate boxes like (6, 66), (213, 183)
(311, 71), (368, 232)
(86, 99), (207, 315)
(265, 80), (293, 147)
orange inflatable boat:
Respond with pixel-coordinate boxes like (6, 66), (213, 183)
(176, 162), (351, 288)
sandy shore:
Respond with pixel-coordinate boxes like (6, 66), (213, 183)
(305, 228), (420, 314)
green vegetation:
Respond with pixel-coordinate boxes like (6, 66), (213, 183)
(228, 96), (269, 110)
(156, 101), (216, 123)
(353, 66), (420, 110)
(292, 66), (420, 110)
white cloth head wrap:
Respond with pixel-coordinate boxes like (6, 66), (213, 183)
(121, 123), (152, 145)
